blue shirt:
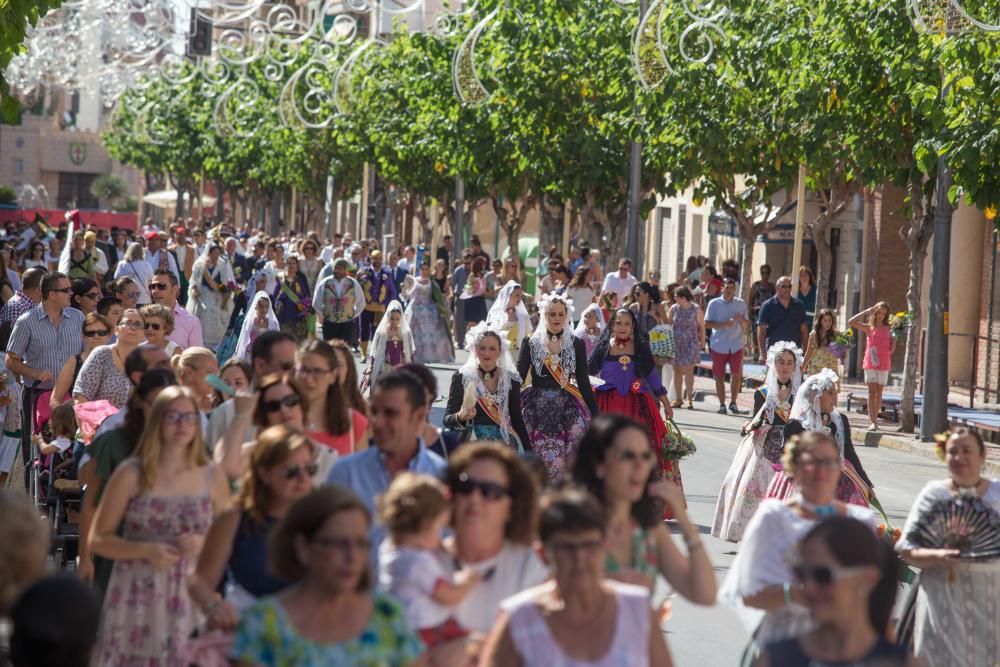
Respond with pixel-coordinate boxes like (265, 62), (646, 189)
(327, 442), (447, 567)
(705, 295), (748, 354)
(757, 295), (807, 349)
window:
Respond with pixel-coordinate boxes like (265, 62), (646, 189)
(57, 172), (98, 210)
(676, 204), (687, 277)
(13, 159), (23, 175)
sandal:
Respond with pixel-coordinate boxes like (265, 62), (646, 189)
(671, 400), (683, 408)
(686, 401), (694, 410)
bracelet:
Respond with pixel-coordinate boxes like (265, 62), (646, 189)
(783, 582), (793, 606)
(203, 598), (220, 617)
(686, 539), (704, 553)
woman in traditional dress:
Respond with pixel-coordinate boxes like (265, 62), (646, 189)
(896, 427), (1000, 667)
(443, 323), (531, 452)
(712, 341), (802, 542)
(271, 254), (312, 342)
(297, 238), (325, 293)
(362, 300), (413, 398)
(188, 243), (235, 351)
(233, 292), (280, 364)
(516, 293), (598, 481)
(765, 368), (874, 507)
(404, 259), (454, 364)
(574, 302), (606, 359)
(587, 308), (681, 508)
(486, 280), (533, 360)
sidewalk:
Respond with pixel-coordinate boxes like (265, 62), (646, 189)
(686, 372), (1000, 477)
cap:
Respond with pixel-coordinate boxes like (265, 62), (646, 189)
(145, 231), (161, 241)
(175, 226), (186, 235)
(370, 250), (382, 258)
(334, 258), (351, 270)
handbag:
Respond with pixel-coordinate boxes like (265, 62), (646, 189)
(649, 324), (675, 359)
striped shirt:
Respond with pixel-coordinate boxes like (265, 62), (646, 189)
(0, 291), (36, 326)
(7, 305), (84, 388)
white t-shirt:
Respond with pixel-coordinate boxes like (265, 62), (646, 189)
(51, 435), (73, 454)
(600, 272), (637, 307)
(437, 542), (548, 634)
(380, 544), (452, 631)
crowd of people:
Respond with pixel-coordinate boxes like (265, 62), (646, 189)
(0, 214), (994, 667)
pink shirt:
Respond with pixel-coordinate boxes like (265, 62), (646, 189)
(863, 325), (892, 371)
(168, 302), (204, 349)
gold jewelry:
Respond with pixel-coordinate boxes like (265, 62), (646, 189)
(619, 355), (631, 372)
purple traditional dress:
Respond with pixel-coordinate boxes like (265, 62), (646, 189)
(97, 467), (216, 666)
(358, 262), (398, 348)
(517, 333), (598, 481)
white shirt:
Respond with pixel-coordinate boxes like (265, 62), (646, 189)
(379, 544), (452, 631)
(90, 247), (108, 276)
(320, 244), (334, 264)
(601, 271), (638, 307)
(145, 249), (180, 281)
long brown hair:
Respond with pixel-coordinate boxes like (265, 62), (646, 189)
(299, 339), (351, 436)
(811, 308), (838, 347)
(134, 386), (208, 492)
(239, 425), (314, 525)
(328, 339), (367, 414)
(868, 301), (890, 327)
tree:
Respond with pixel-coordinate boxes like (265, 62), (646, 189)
(1, 0), (62, 121)
(90, 174), (128, 209)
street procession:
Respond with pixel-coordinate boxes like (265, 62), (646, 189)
(1, 0), (1000, 665)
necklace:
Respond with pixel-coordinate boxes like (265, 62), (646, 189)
(777, 379), (792, 391)
(547, 329), (562, 342)
(614, 336), (631, 348)
(952, 479), (983, 497)
(478, 366), (495, 380)
(796, 495), (837, 518)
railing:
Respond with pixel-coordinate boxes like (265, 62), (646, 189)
(919, 330), (1000, 409)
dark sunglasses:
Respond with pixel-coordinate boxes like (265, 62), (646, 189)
(263, 394), (302, 413)
(51, 287), (72, 294)
(144, 322), (162, 331)
(279, 360), (295, 372)
(283, 462), (319, 480)
(149, 282), (169, 291)
(792, 564), (870, 587)
(453, 473), (510, 501)
(84, 329), (110, 337)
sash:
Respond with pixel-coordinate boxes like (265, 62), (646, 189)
(280, 280), (302, 305)
(542, 355), (584, 403)
(476, 395), (503, 427)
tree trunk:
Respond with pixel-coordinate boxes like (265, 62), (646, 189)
(739, 233), (757, 311)
(813, 221), (833, 313)
(899, 178), (935, 433)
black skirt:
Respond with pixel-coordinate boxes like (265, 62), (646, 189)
(463, 296), (487, 322)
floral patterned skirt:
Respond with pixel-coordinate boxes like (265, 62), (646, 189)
(712, 425), (784, 542)
(521, 387), (591, 482)
(596, 389), (684, 519)
(410, 301), (454, 364)
(469, 423), (523, 453)
(765, 460), (871, 507)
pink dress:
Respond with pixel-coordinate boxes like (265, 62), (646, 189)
(504, 580), (652, 666)
(863, 325), (892, 371)
(97, 467), (216, 666)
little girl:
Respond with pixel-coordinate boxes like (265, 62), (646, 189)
(233, 292), (279, 363)
(32, 402), (78, 481)
(848, 301), (894, 431)
(377, 473), (482, 648)
(574, 303), (606, 359)
(363, 300), (413, 397)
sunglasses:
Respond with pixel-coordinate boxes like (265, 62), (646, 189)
(263, 394), (302, 413)
(84, 329), (110, 337)
(51, 287), (72, 294)
(279, 360), (295, 372)
(283, 462), (319, 480)
(83, 291), (101, 300)
(163, 411), (199, 426)
(792, 564), (871, 587)
(149, 282), (169, 291)
(144, 322), (163, 331)
(453, 473), (510, 501)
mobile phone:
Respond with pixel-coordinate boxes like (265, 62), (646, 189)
(206, 374), (235, 397)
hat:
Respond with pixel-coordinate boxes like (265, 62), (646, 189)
(84, 231), (97, 241)
(175, 226), (186, 235)
(334, 258), (351, 270)
(145, 231), (161, 241)
(370, 250), (382, 258)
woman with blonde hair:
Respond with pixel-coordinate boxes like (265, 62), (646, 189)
(91, 386), (231, 665)
(189, 425), (315, 631)
(170, 346), (220, 413)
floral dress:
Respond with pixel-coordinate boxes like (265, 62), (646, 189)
(230, 594), (424, 666)
(406, 278), (454, 364)
(804, 333), (839, 376)
(670, 303), (701, 366)
(97, 468), (215, 666)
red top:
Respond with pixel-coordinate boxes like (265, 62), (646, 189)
(863, 325), (892, 371)
(307, 408), (368, 457)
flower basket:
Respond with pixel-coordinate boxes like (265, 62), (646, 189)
(661, 419), (697, 462)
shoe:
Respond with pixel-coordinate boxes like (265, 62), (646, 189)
(868, 423), (879, 431)
(686, 401), (695, 410)
(729, 403), (746, 415)
(717, 405), (728, 415)
(671, 400), (683, 408)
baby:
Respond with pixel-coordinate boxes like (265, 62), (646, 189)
(377, 473), (482, 648)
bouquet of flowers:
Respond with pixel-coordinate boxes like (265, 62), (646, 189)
(661, 419), (697, 461)
(827, 329), (854, 361)
(297, 296), (313, 314)
(888, 310), (914, 340)
(872, 495), (917, 584)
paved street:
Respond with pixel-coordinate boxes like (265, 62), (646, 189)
(416, 354), (945, 665)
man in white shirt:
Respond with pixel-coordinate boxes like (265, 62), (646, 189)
(84, 232), (108, 284)
(145, 231), (180, 281)
(600, 258), (638, 308)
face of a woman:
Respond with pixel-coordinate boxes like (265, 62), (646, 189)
(946, 433), (985, 482)
(818, 388), (837, 413)
(820, 314), (833, 332)
(160, 397), (199, 447)
(83, 320), (110, 350)
(144, 316), (167, 345)
(597, 427), (655, 505)
(546, 303), (568, 333)
(797, 537), (873, 625)
(435, 259), (446, 275)
(119, 284), (138, 309)
(262, 383), (304, 429)
(31, 244), (44, 259)
(612, 312), (633, 339)
(303, 243), (317, 258)
(452, 458), (512, 536)
(286, 259), (298, 277)
(296, 352), (334, 397)
(117, 311), (145, 345)
(333, 348), (351, 384)
(546, 528), (605, 590)
(584, 311), (598, 329)
(775, 351), (796, 381)
(509, 288), (522, 307)
(220, 365), (250, 394)
(256, 298), (270, 317)
(262, 444), (315, 507)
(795, 441), (841, 501)
(874, 306), (888, 325)
(637, 289), (650, 306)
(388, 311), (401, 331)
(209, 248), (221, 263)
(106, 304), (123, 327)
(298, 509), (370, 593)
(475, 335), (501, 369)
(420, 264), (431, 278)
(184, 357), (219, 397)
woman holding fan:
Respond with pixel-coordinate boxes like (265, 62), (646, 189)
(896, 427), (1000, 667)
(517, 293), (598, 481)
